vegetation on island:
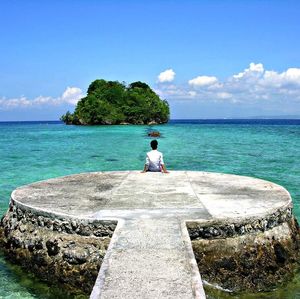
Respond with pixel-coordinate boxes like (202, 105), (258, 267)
(61, 79), (170, 125)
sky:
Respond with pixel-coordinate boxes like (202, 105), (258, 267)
(1, 0), (300, 120)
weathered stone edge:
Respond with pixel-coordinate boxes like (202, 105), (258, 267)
(180, 220), (206, 299)
(10, 194), (294, 240)
(7, 198), (117, 237)
(187, 205), (293, 240)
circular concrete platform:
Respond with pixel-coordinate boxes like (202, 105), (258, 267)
(2, 171), (299, 297)
(11, 171), (292, 222)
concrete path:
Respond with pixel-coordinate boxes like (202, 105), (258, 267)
(11, 171), (292, 299)
(91, 218), (204, 299)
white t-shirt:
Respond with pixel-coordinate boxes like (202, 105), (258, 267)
(145, 150), (164, 172)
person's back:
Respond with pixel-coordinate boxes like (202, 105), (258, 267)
(146, 149), (164, 172)
(142, 139), (169, 173)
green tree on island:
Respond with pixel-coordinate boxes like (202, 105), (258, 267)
(61, 79), (170, 125)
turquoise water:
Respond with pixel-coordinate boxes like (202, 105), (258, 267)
(0, 120), (299, 298)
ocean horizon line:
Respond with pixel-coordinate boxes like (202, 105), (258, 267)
(1, 117), (300, 123)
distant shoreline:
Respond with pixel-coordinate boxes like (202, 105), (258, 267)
(1, 119), (300, 125)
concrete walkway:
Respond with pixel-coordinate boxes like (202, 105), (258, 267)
(11, 171), (292, 299)
(91, 218), (204, 299)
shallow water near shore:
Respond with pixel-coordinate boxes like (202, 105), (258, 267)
(0, 120), (299, 298)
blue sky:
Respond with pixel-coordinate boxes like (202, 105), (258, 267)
(1, 0), (300, 120)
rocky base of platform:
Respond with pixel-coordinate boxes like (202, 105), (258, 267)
(0, 204), (117, 295)
(188, 211), (300, 293)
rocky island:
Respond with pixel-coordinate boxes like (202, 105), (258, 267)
(61, 80), (170, 125)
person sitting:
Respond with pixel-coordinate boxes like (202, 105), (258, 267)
(141, 139), (169, 173)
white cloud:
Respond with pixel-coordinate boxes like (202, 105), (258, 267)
(156, 62), (300, 104)
(249, 62), (264, 73)
(0, 96), (31, 108)
(233, 62), (264, 79)
(188, 75), (218, 87)
(156, 84), (197, 101)
(263, 68), (300, 87)
(285, 68), (300, 83)
(158, 69), (176, 83)
(61, 87), (84, 105)
(0, 87), (84, 110)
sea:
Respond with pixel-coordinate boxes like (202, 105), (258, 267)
(0, 119), (299, 299)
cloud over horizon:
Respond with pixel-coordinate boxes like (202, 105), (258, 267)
(157, 63), (300, 108)
(2, 64), (300, 116)
(0, 87), (84, 110)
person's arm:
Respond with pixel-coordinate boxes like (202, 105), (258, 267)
(160, 153), (169, 173)
(141, 155), (149, 173)
(161, 164), (169, 173)
(141, 164), (149, 173)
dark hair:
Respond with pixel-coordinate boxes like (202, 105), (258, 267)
(150, 139), (158, 150)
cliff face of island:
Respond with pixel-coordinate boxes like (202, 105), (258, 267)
(61, 80), (170, 125)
